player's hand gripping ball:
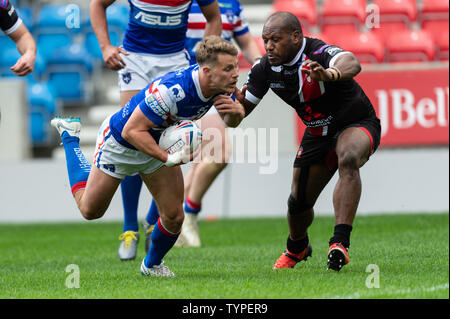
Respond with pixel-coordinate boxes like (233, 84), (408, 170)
(159, 120), (202, 155)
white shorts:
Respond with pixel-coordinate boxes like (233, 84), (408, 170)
(93, 116), (165, 179)
(118, 49), (190, 92)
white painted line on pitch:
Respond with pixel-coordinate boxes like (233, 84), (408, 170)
(332, 282), (449, 299)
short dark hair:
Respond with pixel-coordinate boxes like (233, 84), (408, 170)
(266, 11), (303, 34)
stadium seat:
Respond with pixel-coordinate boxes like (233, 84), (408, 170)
(371, 0), (418, 44)
(35, 5), (83, 59)
(329, 31), (385, 63)
(420, 0), (449, 22)
(272, 0), (318, 32)
(27, 81), (58, 116)
(29, 111), (48, 144)
(43, 43), (94, 104)
(385, 29), (436, 62)
(423, 20), (449, 60)
(372, 0), (418, 23)
(320, 0), (367, 35)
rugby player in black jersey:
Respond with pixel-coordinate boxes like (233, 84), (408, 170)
(235, 12), (381, 271)
(0, 0), (36, 76)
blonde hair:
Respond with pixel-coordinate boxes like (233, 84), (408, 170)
(196, 35), (238, 67)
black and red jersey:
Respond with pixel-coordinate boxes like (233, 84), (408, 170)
(245, 36), (377, 136)
(0, 0), (21, 35)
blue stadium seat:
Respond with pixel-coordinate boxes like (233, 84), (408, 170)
(29, 111), (48, 144)
(35, 4), (83, 59)
(27, 81), (58, 116)
(43, 43), (94, 104)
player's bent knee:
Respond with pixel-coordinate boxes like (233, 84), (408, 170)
(78, 204), (105, 221)
(287, 194), (313, 215)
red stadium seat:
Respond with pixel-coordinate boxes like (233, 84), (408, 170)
(320, 0), (367, 34)
(372, 0), (418, 23)
(272, 0), (318, 32)
(371, 21), (409, 45)
(421, 0), (449, 22)
(370, 0), (418, 44)
(328, 30), (385, 63)
(422, 20), (449, 60)
(385, 29), (436, 62)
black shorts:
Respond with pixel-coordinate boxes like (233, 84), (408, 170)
(293, 115), (381, 169)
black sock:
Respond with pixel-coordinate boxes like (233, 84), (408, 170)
(287, 235), (309, 254)
(329, 224), (353, 250)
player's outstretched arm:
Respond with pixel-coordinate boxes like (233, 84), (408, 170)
(301, 53), (361, 82)
(8, 23), (36, 76)
(213, 93), (245, 128)
(89, 0), (129, 70)
(199, 0), (222, 38)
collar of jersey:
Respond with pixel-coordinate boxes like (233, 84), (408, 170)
(192, 66), (210, 102)
(284, 37), (306, 67)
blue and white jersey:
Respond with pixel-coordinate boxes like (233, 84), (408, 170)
(110, 64), (225, 149)
(185, 0), (249, 63)
(123, 0), (215, 55)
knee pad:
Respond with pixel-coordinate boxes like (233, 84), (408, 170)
(287, 194), (313, 215)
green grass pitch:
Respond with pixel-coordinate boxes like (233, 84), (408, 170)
(0, 213), (448, 299)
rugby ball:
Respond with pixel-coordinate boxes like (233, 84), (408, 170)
(159, 120), (202, 154)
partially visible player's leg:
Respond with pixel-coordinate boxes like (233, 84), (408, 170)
(51, 117), (121, 220)
(175, 112), (231, 247)
(74, 166), (122, 220)
(327, 126), (373, 271)
(140, 165), (185, 277)
(273, 163), (335, 269)
(119, 90), (142, 231)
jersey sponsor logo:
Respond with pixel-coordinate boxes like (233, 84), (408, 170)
(134, 10), (182, 28)
(146, 89), (170, 118)
(170, 84), (185, 101)
(270, 82), (285, 89)
(324, 46), (343, 56)
(122, 72), (132, 84)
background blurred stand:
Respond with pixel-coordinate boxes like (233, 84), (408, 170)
(0, 79), (31, 161)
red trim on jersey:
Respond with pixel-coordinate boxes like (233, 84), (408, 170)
(358, 126), (374, 155)
(137, 0), (190, 7)
(157, 218), (179, 238)
(186, 196), (201, 210)
(71, 181), (87, 195)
